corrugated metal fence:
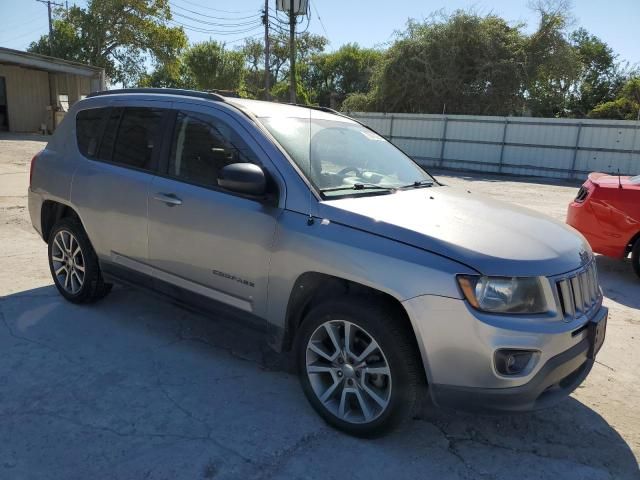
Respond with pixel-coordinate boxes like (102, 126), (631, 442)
(350, 112), (640, 179)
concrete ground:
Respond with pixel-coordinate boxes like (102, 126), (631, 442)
(1, 132), (639, 480)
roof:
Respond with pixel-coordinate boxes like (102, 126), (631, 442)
(86, 88), (353, 122)
(0, 47), (104, 77)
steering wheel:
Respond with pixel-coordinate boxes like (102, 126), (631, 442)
(338, 167), (361, 177)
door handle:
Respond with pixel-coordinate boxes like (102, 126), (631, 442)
(153, 193), (183, 206)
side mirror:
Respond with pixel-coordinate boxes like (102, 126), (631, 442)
(218, 163), (266, 196)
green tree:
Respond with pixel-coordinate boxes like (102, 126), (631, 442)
(141, 41), (246, 92)
(242, 38), (268, 99)
(241, 32), (327, 101)
(368, 12), (528, 114)
(28, 0), (187, 86)
(589, 77), (640, 120)
(566, 28), (625, 117)
(308, 44), (382, 108)
(523, 7), (580, 117)
(341, 92), (375, 112)
(182, 41), (245, 91)
(138, 60), (192, 89)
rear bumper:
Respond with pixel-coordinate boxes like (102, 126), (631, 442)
(566, 202), (627, 258)
(27, 188), (43, 239)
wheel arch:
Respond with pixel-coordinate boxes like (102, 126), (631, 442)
(41, 200), (81, 243)
(281, 272), (421, 360)
(626, 230), (640, 256)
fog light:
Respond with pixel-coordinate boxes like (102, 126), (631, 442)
(494, 349), (536, 375)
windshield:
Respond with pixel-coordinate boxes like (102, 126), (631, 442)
(260, 116), (435, 197)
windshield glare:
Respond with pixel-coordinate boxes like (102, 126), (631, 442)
(260, 116), (434, 197)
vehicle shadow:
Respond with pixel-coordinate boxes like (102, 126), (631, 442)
(0, 284), (638, 479)
(596, 255), (640, 309)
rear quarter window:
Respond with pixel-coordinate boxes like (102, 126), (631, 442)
(76, 108), (107, 158)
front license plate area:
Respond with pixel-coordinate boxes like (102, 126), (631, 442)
(587, 314), (607, 359)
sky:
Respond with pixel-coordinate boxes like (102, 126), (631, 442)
(0, 0), (638, 67)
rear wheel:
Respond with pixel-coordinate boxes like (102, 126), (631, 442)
(48, 217), (112, 303)
(296, 296), (423, 437)
(632, 238), (640, 279)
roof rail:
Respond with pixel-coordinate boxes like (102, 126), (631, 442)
(288, 102), (360, 122)
(87, 88), (226, 102)
(288, 103), (339, 114)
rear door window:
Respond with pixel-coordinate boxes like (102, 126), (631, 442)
(111, 107), (165, 171)
(76, 108), (107, 158)
(96, 107), (122, 162)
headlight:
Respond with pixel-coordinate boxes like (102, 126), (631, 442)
(457, 275), (548, 314)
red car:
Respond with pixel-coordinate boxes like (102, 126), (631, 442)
(567, 172), (640, 278)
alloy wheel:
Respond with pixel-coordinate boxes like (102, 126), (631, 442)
(51, 230), (85, 294)
(305, 320), (392, 424)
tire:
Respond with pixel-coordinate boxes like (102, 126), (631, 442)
(47, 217), (112, 303)
(296, 296), (424, 437)
(632, 238), (640, 279)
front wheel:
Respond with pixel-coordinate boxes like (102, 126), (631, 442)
(632, 238), (640, 279)
(296, 297), (424, 437)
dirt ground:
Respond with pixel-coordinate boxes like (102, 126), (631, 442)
(1, 132), (639, 480)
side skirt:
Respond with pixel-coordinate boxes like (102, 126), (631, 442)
(101, 260), (268, 336)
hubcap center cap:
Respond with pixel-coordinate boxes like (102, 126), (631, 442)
(341, 363), (356, 379)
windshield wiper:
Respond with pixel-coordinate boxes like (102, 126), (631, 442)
(321, 180), (435, 194)
(320, 183), (397, 193)
(397, 180), (434, 190)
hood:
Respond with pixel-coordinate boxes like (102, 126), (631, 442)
(319, 186), (590, 277)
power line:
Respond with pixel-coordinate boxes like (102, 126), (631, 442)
(1, 15), (46, 35)
(224, 32), (264, 45)
(310, 0), (329, 39)
(172, 12), (262, 29)
(170, 1), (260, 21)
(169, 20), (263, 36)
(174, 0), (259, 15)
(36, 0), (64, 55)
(0, 24), (49, 44)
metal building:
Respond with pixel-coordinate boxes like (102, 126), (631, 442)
(351, 112), (640, 179)
(0, 47), (105, 133)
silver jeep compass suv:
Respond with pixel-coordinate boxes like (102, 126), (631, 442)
(28, 88), (607, 437)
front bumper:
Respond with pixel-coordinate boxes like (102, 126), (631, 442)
(430, 336), (593, 412)
(402, 294), (607, 412)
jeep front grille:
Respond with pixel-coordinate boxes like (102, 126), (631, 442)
(556, 261), (600, 319)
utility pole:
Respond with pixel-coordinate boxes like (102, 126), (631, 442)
(36, 0), (63, 56)
(289, 0), (296, 103)
(263, 0), (271, 100)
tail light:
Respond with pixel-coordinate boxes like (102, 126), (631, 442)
(574, 186), (588, 202)
(30, 151), (42, 188)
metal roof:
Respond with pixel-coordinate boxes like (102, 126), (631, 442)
(0, 47), (104, 77)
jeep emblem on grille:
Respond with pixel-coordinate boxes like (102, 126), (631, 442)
(579, 249), (591, 266)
